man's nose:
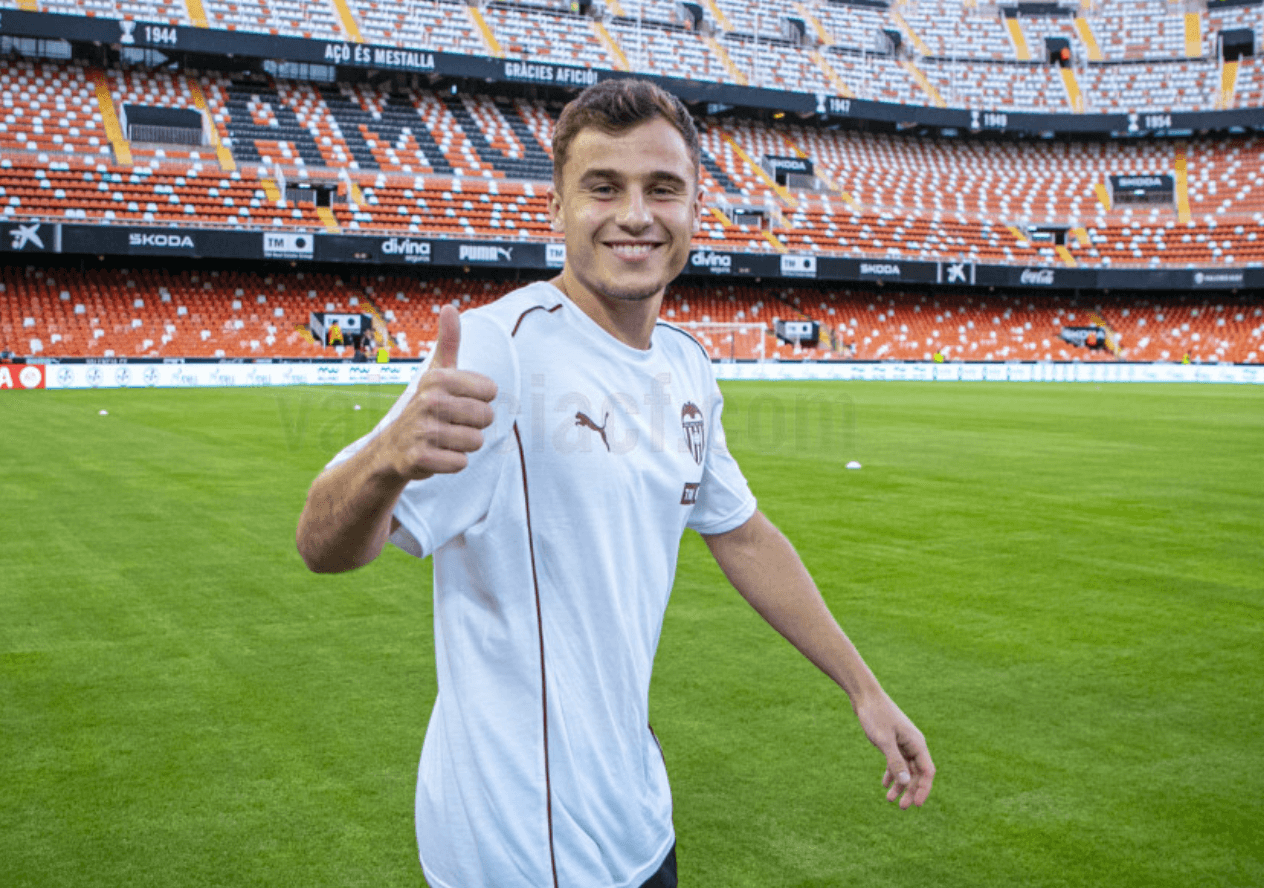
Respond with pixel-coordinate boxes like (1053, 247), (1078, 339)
(616, 189), (652, 230)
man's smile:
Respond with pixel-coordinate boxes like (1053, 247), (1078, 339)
(604, 241), (663, 260)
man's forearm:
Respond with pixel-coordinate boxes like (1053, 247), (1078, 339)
(705, 510), (936, 808)
(703, 511), (883, 704)
(296, 437), (408, 573)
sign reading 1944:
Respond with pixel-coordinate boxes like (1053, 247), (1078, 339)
(142, 25), (178, 45)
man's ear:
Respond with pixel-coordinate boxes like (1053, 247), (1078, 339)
(691, 183), (704, 236)
(548, 184), (564, 232)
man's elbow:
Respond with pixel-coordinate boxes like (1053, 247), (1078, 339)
(295, 527), (368, 574)
(703, 510), (770, 556)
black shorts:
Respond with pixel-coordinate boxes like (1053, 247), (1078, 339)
(638, 844), (677, 888)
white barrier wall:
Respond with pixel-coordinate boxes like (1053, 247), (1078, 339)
(712, 361), (1264, 385)
(3, 360), (1262, 391)
(36, 361), (417, 390)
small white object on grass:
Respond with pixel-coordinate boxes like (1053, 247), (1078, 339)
(354, 404), (362, 411)
(99, 409), (109, 416)
(846, 460), (862, 470)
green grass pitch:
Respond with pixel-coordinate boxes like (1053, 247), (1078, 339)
(1, 381), (1261, 887)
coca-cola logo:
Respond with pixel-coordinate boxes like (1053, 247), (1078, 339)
(1021, 268), (1055, 286)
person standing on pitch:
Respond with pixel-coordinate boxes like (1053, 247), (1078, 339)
(296, 78), (934, 888)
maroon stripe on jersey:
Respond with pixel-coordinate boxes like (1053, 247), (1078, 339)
(513, 420), (559, 888)
(512, 302), (562, 337)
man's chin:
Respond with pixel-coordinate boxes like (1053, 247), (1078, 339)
(600, 285), (664, 303)
(580, 270), (670, 303)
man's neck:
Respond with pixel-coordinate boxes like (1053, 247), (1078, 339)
(551, 273), (662, 351)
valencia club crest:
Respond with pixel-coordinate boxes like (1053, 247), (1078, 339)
(681, 402), (705, 465)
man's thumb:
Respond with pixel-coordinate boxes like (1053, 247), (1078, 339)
(884, 749), (911, 788)
(874, 734), (910, 787)
(432, 304), (461, 370)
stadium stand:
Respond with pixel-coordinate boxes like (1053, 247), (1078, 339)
(5, 51), (1264, 267)
(606, 18), (732, 83)
(482, 3), (619, 68)
(0, 0), (1260, 369)
(17, 0), (194, 27)
(895, 1), (1012, 61)
(199, 0), (344, 40)
(3, 265), (1260, 365)
(350, 0), (487, 54)
(1086, 0), (1205, 62)
(5, 0), (1255, 115)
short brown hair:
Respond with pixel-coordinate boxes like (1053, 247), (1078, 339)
(552, 78), (700, 186)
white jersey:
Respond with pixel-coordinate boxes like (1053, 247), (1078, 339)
(330, 281), (756, 887)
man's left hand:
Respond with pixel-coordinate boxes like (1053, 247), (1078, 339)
(854, 693), (935, 809)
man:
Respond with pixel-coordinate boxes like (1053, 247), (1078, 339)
(296, 79), (933, 888)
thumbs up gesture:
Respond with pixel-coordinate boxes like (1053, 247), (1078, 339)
(380, 304), (498, 482)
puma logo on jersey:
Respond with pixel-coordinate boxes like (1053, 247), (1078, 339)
(574, 411), (610, 452)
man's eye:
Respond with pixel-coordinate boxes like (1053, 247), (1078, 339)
(590, 184), (616, 196)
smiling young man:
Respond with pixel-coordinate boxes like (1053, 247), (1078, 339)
(297, 79), (933, 888)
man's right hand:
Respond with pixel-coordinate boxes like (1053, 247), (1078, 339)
(377, 304), (497, 481)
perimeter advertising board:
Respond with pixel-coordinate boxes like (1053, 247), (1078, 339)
(5, 359), (1257, 389)
(60, 225), (266, 259)
(1, 221), (56, 255)
(41, 360), (415, 389)
(0, 364), (45, 390)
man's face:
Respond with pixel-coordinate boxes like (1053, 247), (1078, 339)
(549, 116), (701, 305)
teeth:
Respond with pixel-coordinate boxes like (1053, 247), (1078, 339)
(609, 243), (655, 258)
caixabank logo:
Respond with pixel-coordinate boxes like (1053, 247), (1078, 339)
(7, 222), (45, 252)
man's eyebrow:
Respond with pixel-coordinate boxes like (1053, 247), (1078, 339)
(577, 168), (622, 185)
(646, 171), (688, 187)
(576, 169), (689, 187)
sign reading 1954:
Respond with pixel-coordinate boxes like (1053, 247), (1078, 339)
(140, 25), (178, 45)
(1144, 114), (1172, 130)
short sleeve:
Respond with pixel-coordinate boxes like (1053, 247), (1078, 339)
(324, 310), (519, 558)
(686, 380), (757, 535)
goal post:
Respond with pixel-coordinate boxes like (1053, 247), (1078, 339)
(674, 321), (768, 362)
